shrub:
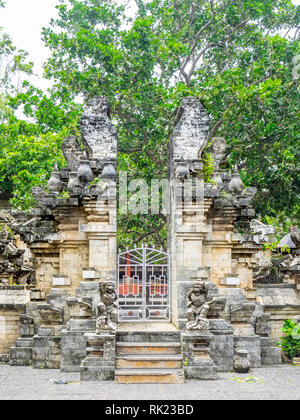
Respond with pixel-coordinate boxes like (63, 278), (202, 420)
(277, 319), (300, 360)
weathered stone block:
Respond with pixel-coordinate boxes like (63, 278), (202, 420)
(182, 332), (218, 380)
(234, 336), (261, 367)
(260, 337), (282, 365)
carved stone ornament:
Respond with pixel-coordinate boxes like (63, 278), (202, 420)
(96, 278), (118, 333)
(186, 281), (215, 331)
(47, 163), (62, 194)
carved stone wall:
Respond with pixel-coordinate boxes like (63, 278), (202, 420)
(27, 96), (117, 296)
(168, 97), (263, 328)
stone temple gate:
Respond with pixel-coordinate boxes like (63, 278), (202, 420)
(0, 96), (300, 382)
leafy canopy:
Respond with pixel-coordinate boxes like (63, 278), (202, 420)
(1, 0), (300, 247)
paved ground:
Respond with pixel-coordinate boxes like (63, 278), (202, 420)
(0, 364), (299, 400)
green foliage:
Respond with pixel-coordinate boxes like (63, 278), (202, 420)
(0, 124), (67, 209)
(57, 190), (71, 200)
(202, 151), (215, 183)
(262, 240), (290, 253)
(38, 0), (300, 247)
(263, 213), (299, 241)
(278, 319), (300, 360)
(0, 0), (299, 245)
(0, 29), (33, 95)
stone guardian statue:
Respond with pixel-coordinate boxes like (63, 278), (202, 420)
(96, 279), (118, 333)
(186, 281), (215, 331)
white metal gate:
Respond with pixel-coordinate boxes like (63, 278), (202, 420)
(117, 245), (170, 322)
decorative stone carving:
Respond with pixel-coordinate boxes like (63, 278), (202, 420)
(255, 312), (271, 337)
(250, 219), (275, 244)
(39, 306), (63, 326)
(234, 349), (251, 373)
(240, 186), (257, 206)
(47, 163), (62, 194)
(102, 163), (116, 180)
(77, 160), (93, 183)
(80, 96), (118, 162)
(0, 219), (35, 286)
(67, 172), (81, 192)
(228, 170), (244, 194)
(66, 297), (92, 319)
(171, 97), (209, 161)
(278, 226), (300, 250)
(253, 253), (291, 284)
(62, 136), (83, 172)
(186, 282), (215, 331)
(19, 314), (35, 337)
(96, 279), (118, 332)
(174, 163), (190, 180)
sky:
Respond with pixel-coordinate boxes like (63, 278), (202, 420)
(0, 0), (299, 91)
(0, 0), (58, 90)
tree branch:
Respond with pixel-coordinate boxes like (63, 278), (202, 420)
(180, 0), (216, 76)
(208, 118), (224, 140)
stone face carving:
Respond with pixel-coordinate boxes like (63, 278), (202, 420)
(171, 97), (209, 162)
(80, 96), (117, 161)
(96, 279), (118, 333)
(186, 282), (215, 331)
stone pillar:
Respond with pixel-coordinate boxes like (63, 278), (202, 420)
(53, 207), (89, 294)
(32, 304), (63, 369)
(60, 297), (95, 372)
(80, 332), (116, 381)
(181, 331), (218, 380)
(168, 97), (210, 328)
(81, 197), (117, 281)
(9, 314), (35, 366)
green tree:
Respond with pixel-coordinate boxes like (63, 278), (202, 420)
(0, 2), (79, 207)
(40, 0), (299, 247)
(4, 0), (300, 247)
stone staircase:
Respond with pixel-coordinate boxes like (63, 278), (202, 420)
(115, 331), (184, 383)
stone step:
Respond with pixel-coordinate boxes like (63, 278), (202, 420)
(116, 342), (181, 355)
(116, 355), (182, 369)
(116, 331), (181, 343)
(15, 338), (33, 348)
(115, 369), (185, 384)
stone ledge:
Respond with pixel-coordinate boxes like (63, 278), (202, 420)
(0, 304), (26, 311)
(255, 284), (296, 289)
